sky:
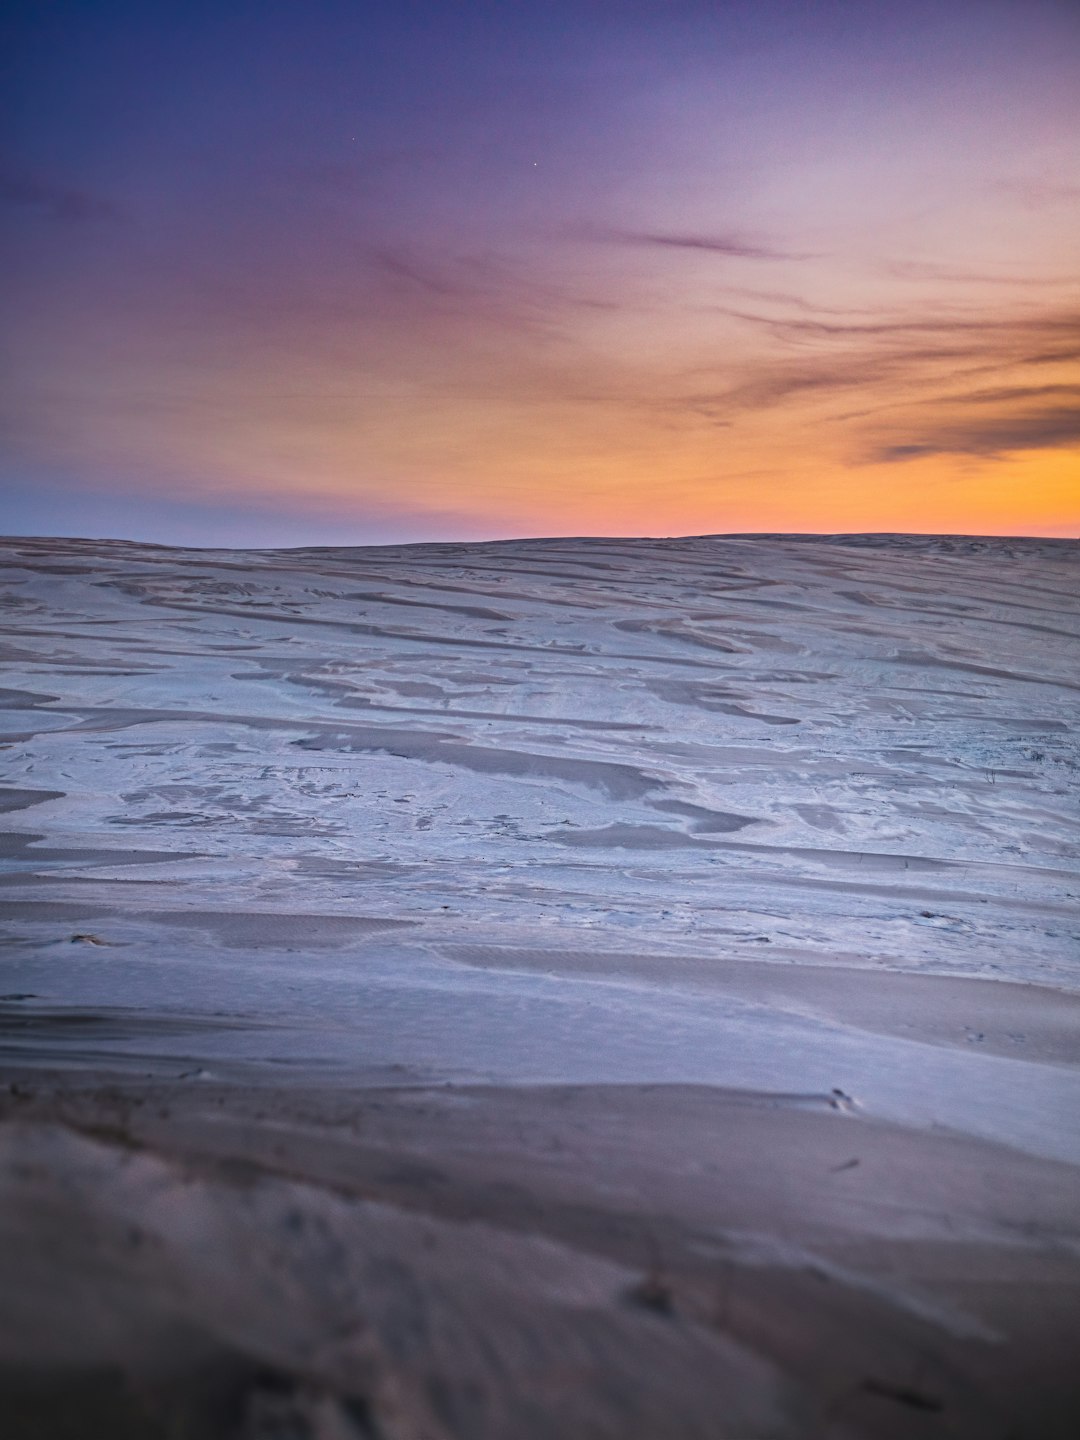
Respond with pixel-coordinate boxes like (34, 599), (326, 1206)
(2, 0), (1079, 546)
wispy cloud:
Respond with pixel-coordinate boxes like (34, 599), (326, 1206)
(885, 259), (1078, 288)
(719, 307), (1080, 341)
(597, 228), (801, 260)
(996, 177), (1080, 210)
(0, 168), (118, 223)
(662, 342), (1077, 426)
(652, 295), (1080, 473)
(366, 246), (471, 298)
(949, 383), (1080, 407)
(359, 242), (622, 336)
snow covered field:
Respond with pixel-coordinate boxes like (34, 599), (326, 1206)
(1, 532), (1078, 1437)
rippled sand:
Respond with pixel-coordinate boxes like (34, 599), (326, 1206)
(1, 532), (1078, 1437)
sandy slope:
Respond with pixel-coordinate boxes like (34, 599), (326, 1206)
(1, 532), (1078, 1437)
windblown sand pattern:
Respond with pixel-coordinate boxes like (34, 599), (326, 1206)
(1, 533), (1078, 1437)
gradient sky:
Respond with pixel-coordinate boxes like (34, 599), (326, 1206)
(3, 0), (1079, 545)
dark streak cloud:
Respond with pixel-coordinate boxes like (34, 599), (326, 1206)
(877, 406), (1080, 462)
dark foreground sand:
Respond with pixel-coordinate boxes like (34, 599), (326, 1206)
(4, 1066), (1080, 1440)
(2, 533), (1078, 1436)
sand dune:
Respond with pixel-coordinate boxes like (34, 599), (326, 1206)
(1, 532), (1078, 1437)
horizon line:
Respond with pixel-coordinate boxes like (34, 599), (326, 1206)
(3, 529), (1077, 554)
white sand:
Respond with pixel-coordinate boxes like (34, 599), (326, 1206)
(1, 532), (1078, 1436)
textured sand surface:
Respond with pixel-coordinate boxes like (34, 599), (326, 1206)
(1, 532), (1078, 1437)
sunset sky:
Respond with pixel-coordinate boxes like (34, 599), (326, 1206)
(3, 0), (1078, 545)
